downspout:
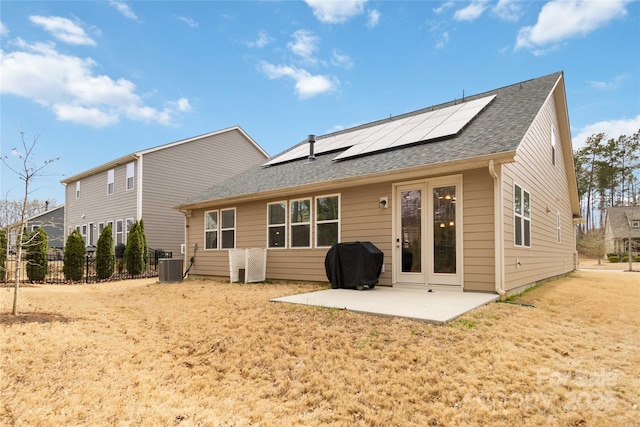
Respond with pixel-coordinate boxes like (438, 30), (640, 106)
(135, 154), (143, 220)
(489, 160), (506, 298)
(179, 209), (194, 279)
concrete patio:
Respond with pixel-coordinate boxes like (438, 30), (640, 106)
(271, 286), (499, 324)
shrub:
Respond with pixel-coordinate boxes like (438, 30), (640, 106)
(140, 219), (149, 271)
(621, 255), (629, 262)
(608, 255), (620, 263)
(125, 221), (146, 276)
(96, 224), (114, 280)
(63, 229), (85, 281)
(25, 227), (48, 282)
(635, 255), (640, 262)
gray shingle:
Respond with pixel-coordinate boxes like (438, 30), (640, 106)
(179, 72), (562, 207)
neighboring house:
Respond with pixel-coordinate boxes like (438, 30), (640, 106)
(604, 206), (640, 255)
(7, 204), (65, 252)
(175, 72), (580, 296)
(60, 127), (269, 257)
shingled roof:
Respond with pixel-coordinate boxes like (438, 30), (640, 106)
(177, 72), (564, 209)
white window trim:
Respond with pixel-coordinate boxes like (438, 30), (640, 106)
(107, 169), (115, 195)
(220, 208), (236, 250)
(126, 162), (135, 191)
(551, 127), (557, 166)
(514, 183), (532, 248)
(267, 201), (288, 249)
(115, 220), (124, 246)
(315, 194), (341, 248)
(289, 198), (312, 249)
(204, 210), (219, 250)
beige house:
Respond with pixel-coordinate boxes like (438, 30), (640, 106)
(61, 127), (269, 257)
(604, 206), (640, 255)
(175, 72), (580, 296)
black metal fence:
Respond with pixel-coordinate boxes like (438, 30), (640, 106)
(2, 250), (173, 285)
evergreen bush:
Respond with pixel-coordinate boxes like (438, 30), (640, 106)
(63, 229), (86, 281)
(96, 224), (114, 280)
(26, 227), (48, 282)
(621, 255), (629, 262)
(608, 255), (620, 263)
(139, 219), (149, 270)
(125, 221), (145, 275)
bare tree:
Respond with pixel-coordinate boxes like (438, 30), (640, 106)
(1, 131), (58, 315)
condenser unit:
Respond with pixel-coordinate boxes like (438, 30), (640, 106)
(158, 258), (183, 283)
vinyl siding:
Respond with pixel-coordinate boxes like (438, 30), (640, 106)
(186, 183), (394, 285)
(186, 172), (497, 290)
(462, 169), (495, 292)
(502, 88), (576, 292)
(64, 163), (137, 246)
(141, 129), (268, 255)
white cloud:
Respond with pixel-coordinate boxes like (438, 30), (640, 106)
(436, 31), (450, 49)
(453, 1), (488, 21)
(433, 2), (455, 14)
(29, 16), (96, 46)
(367, 9), (380, 28)
(246, 30), (274, 48)
(572, 115), (640, 150)
(331, 50), (353, 69)
(492, 0), (522, 22)
(0, 39), (189, 127)
(259, 62), (337, 99)
(588, 74), (630, 90)
(305, 0), (367, 24)
(109, 0), (139, 21)
(288, 29), (320, 64)
(0, 21), (8, 36)
(516, 0), (629, 51)
(178, 16), (199, 28)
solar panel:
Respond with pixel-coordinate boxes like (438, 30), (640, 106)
(263, 94), (496, 166)
(333, 94), (495, 161)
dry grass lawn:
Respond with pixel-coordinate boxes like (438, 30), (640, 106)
(1, 269), (638, 426)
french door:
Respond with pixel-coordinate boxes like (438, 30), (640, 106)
(394, 176), (462, 287)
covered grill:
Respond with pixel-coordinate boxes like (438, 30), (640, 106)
(324, 241), (384, 290)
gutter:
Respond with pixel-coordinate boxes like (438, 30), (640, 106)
(489, 159), (506, 298)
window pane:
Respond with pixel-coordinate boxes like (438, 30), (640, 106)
(291, 200), (310, 223)
(524, 219), (531, 247)
(269, 226), (286, 247)
(514, 185), (522, 215)
(523, 191), (530, 218)
(291, 224), (310, 247)
(433, 186), (456, 274)
(221, 230), (234, 249)
(221, 209), (235, 229)
(205, 211), (218, 230)
(515, 216), (522, 246)
(268, 203), (286, 225)
(317, 196), (338, 221)
(317, 223), (338, 247)
(205, 231), (217, 249)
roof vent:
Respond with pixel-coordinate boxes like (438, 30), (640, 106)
(307, 134), (316, 162)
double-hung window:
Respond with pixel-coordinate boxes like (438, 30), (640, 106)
(126, 162), (135, 191)
(76, 181), (81, 199)
(316, 195), (340, 247)
(267, 202), (287, 248)
(514, 184), (531, 247)
(107, 169), (115, 195)
(290, 199), (311, 248)
(205, 208), (236, 250)
(116, 220), (123, 245)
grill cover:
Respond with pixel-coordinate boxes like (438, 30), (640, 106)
(324, 241), (384, 289)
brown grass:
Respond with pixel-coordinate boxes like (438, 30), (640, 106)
(1, 271), (638, 426)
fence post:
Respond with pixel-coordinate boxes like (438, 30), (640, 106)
(85, 255), (89, 284)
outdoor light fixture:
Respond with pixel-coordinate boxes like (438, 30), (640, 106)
(379, 197), (388, 208)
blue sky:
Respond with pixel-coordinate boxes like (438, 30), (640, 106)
(1, 0), (639, 205)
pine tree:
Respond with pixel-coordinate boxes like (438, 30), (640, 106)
(25, 227), (48, 282)
(125, 221), (144, 275)
(63, 229), (85, 282)
(96, 224), (114, 280)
